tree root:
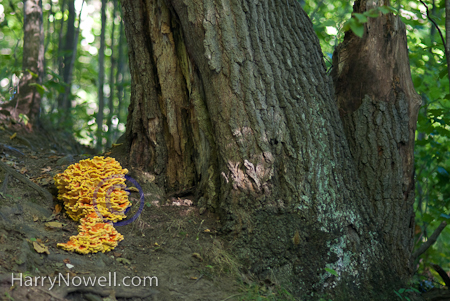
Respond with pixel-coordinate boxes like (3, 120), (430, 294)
(0, 160), (53, 204)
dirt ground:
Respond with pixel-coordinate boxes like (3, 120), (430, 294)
(0, 125), (249, 301)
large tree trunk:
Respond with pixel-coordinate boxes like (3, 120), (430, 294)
(1, 0), (44, 125)
(119, 0), (420, 299)
(331, 0), (422, 283)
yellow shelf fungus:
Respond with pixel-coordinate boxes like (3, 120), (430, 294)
(54, 156), (130, 254)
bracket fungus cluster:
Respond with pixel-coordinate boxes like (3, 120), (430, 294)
(54, 156), (130, 254)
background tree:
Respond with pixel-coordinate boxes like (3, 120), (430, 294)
(1, 0), (44, 126)
(96, 0), (106, 151)
(117, 0), (420, 299)
(105, 0), (117, 149)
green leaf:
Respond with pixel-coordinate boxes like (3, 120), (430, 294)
(324, 267), (338, 276)
(394, 290), (402, 299)
(353, 13), (368, 23)
(28, 83), (45, 96)
(437, 166), (449, 177)
(422, 213), (435, 223)
(378, 6), (391, 14)
(348, 19), (365, 38)
(413, 76), (423, 88)
(26, 69), (38, 78)
(364, 8), (380, 18)
(439, 69), (448, 79)
(428, 109), (445, 116)
(435, 127), (450, 137)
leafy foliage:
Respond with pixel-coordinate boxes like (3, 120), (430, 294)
(0, 0), (130, 148)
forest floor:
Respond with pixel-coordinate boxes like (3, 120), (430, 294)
(0, 124), (260, 301)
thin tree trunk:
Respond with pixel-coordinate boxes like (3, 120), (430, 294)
(115, 14), (125, 142)
(56, 0), (67, 85)
(61, 0), (84, 123)
(44, 0), (53, 56)
(106, 0), (117, 148)
(56, 0), (75, 126)
(42, 0), (53, 93)
(50, 0), (66, 115)
(446, 0), (450, 88)
(96, 0), (107, 151)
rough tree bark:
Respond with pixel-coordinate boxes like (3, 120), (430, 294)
(1, 0), (44, 125)
(119, 0), (420, 299)
(332, 0), (422, 283)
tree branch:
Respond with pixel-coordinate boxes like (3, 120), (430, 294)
(412, 221), (447, 260)
(419, 0), (450, 89)
(419, 0), (446, 53)
(445, 0), (450, 89)
(431, 264), (450, 287)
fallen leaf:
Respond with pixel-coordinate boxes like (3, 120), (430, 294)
(39, 177), (52, 185)
(66, 263), (74, 269)
(9, 133), (16, 140)
(116, 258), (131, 265)
(5, 161), (16, 168)
(45, 221), (65, 229)
(19, 167), (28, 174)
(127, 187), (139, 192)
(41, 166), (52, 173)
(43, 213), (58, 222)
(33, 215), (39, 222)
(204, 229), (211, 233)
(154, 242), (159, 246)
(33, 241), (50, 255)
(104, 152), (112, 156)
(48, 155), (58, 159)
(112, 143), (123, 148)
(30, 156), (38, 159)
(192, 253), (203, 261)
(190, 277), (198, 280)
(54, 204), (62, 214)
(63, 258), (70, 264)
